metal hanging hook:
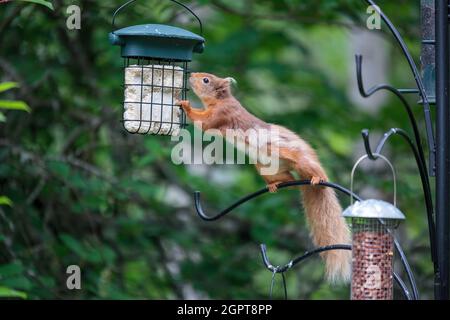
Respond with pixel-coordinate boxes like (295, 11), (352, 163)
(361, 129), (377, 160)
(268, 270), (287, 300)
(194, 180), (362, 221)
(350, 153), (397, 207)
(260, 243), (413, 300)
(361, 128), (400, 160)
(355, 53), (434, 177)
(111, 0), (203, 35)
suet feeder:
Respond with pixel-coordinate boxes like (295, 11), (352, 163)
(109, 0), (205, 136)
(343, 154), (406, 300)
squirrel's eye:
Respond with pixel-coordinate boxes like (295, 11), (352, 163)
(202, 78), (209, 84)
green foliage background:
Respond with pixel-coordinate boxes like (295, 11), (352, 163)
(0, 0), (435, 299)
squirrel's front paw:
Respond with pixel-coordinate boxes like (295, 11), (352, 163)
(176, 100), (191, 110)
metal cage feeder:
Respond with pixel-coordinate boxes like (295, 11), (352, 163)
(109, 0), (205, 136)
(344, 200), (405, 300)
(343, 154), (406, 300)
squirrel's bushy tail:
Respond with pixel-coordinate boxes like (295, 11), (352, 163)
(300, 186), (351, 283)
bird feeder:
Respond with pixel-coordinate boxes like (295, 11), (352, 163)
(343, 154), (406, 300)
(109, 0), (205, 136)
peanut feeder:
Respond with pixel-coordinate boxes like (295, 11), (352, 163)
(343, 154), (406, 300)
(109, 0), (205, 136)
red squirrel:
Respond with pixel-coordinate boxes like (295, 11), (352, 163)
(177, 73), (351, 283)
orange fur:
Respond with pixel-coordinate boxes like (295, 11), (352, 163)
(181, 73), (351, 283)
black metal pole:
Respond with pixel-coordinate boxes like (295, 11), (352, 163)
(421, 0), (436, 104)
(435, 0), (450, 300)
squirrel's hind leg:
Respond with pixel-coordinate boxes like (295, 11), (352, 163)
(255, 163), (295, 193)
(277, 147), (328, 185)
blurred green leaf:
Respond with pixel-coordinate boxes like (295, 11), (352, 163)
(0, 286), (27, 299)
(0, 262), (25, 277)
(0, 196), (13, 206)
(0, 82), (19, 93)
(17, 0), (54, 10)
(59, 234), (84, 257)
(0, 276), (32, 291)
(0, 100), (31, 112)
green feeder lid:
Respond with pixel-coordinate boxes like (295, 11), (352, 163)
(109, 24), (205, 61)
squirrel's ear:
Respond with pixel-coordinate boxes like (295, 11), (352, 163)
(224, 77), (237, 86)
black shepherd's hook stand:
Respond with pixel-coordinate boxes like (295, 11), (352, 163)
(194, 180), (418, 300)
(362, 0), (450, 299)
(192, 0), (450, 300)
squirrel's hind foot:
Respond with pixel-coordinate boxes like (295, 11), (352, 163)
(267, 183), (279, 193)
(310, 176), (326, 185)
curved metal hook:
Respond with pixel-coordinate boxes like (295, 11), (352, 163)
(268, 268), (287, 300)
(260, 243), (412, 300)
(361, 128), (377, 160)
(194, 180), (361, 221)
(356, 54), (411, 104)
(260, 243), (351, 274)
(355, 54), (432, 176)
(356, 54), (429, 167)
(361, 127), (399, 160)
(362, 128), (420, 160)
